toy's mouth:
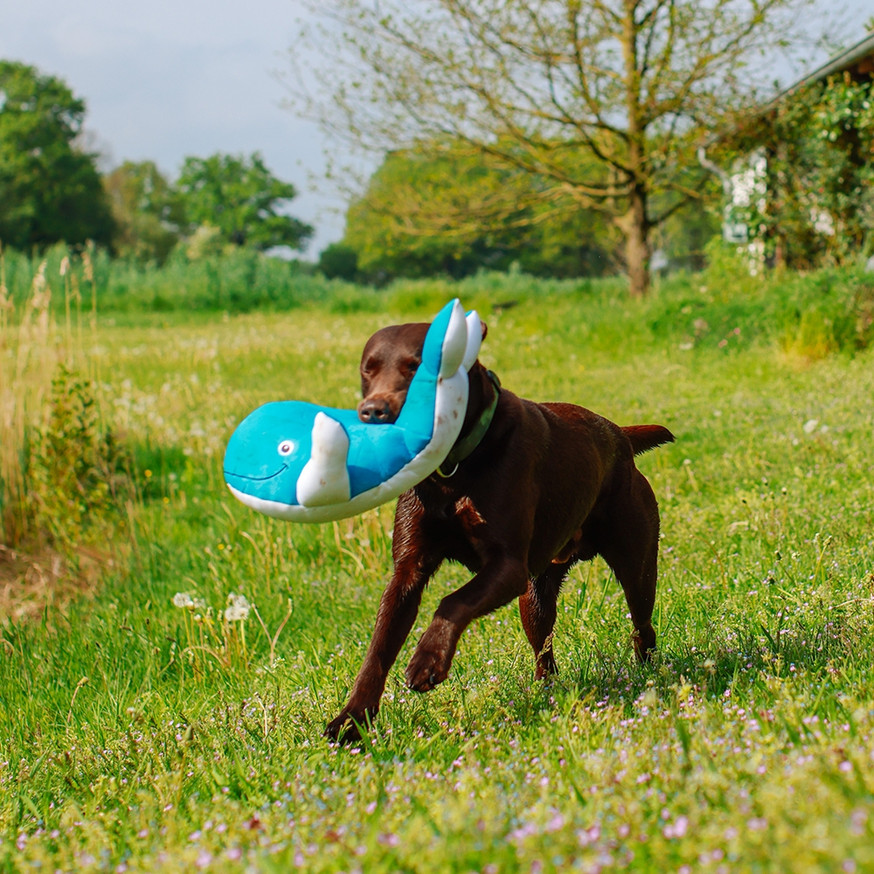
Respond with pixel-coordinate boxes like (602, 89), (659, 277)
(223, 464), (288, 485)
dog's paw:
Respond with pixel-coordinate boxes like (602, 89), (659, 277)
(534, 655), (558, 681)
(324, 710), (371, 745)
(632, 624), (656, 663)
(405, 646), (451, 692)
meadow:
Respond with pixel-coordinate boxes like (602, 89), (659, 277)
(1, 250), (874, 872)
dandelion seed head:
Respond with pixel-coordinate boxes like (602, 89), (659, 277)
(225, 593), (251, 622)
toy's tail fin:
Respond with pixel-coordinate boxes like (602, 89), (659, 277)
(622, 425), (675, 456)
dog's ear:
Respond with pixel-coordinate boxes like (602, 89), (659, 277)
(480, 320), (488, 340)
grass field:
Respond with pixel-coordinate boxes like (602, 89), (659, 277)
(2, 258), (874, 872)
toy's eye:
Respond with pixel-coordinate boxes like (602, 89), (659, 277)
(278, 440), (294, 456)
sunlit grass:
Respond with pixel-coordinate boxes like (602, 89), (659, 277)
(2, 264), (874, 871)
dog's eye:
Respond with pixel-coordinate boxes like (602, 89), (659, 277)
(278, 440), (294, 456)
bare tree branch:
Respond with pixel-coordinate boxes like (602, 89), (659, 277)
(285, 0), (843, 294)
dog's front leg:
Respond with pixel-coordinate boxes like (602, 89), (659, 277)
(405, 555), (529, 692)
(325, 496), (439, 743)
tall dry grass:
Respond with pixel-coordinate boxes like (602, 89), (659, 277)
(0, 247), (97, 548)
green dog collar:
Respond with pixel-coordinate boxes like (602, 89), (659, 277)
(436, 370), (501, 478)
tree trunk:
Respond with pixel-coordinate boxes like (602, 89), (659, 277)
(617, 186), (651, 298)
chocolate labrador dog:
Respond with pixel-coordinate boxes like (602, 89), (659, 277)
(325, 316), (673, 742)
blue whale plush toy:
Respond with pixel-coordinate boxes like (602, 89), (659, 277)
(223, 299), (482, 523)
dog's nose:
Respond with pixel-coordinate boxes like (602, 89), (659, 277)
(358, 399), (394, 423)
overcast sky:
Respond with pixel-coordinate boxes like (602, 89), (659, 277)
(2, 0), (872, 257)
(1, 0), (346, 254)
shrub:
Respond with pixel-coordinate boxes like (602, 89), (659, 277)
(27, 365), (129, 552)
(777, 273), (874, 359)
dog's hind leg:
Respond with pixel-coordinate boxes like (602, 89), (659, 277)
(597, 470), (661, 662)
(519, 563), (567, 679)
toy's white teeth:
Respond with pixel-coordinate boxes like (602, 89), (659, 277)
(438, 300), (468, 379)
(296, 412), (352, 507)
(462, 310), (482, 371)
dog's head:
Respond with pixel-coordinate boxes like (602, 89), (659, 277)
(358, 319), (488, 424)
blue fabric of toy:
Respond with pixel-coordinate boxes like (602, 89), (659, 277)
(223, 299), (480, 523)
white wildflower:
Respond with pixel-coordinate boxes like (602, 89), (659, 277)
(224, 593), (251, 622)
(172, 592), (206, 610)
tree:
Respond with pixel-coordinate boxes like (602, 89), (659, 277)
(343, 144), (619, 280)
(104, 161), (185, 264)
(290, 0), (837, 296)
(0, 61), (113, 250)
(175, 152), (313, 253)
(344, 146), (527, 279)
(318, 242), (360, 281)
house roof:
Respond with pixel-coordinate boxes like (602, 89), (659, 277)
(701, 30), (874, 167)
(772, 30), (874, 103)
(709, 30), (874, 145)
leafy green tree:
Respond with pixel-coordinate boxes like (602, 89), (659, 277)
(291, 0), (840, 296)
(318, 242), (359, 281)
(175, 152), (313, 252)
(104, 161), (185, 264)
(516, 195), (622, 279)
(344, 147), (522, 280)
(343, 145), (620, 280)
(0, 61), (113, 250)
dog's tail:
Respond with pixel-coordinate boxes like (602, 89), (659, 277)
(622, 425), (675, 456)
